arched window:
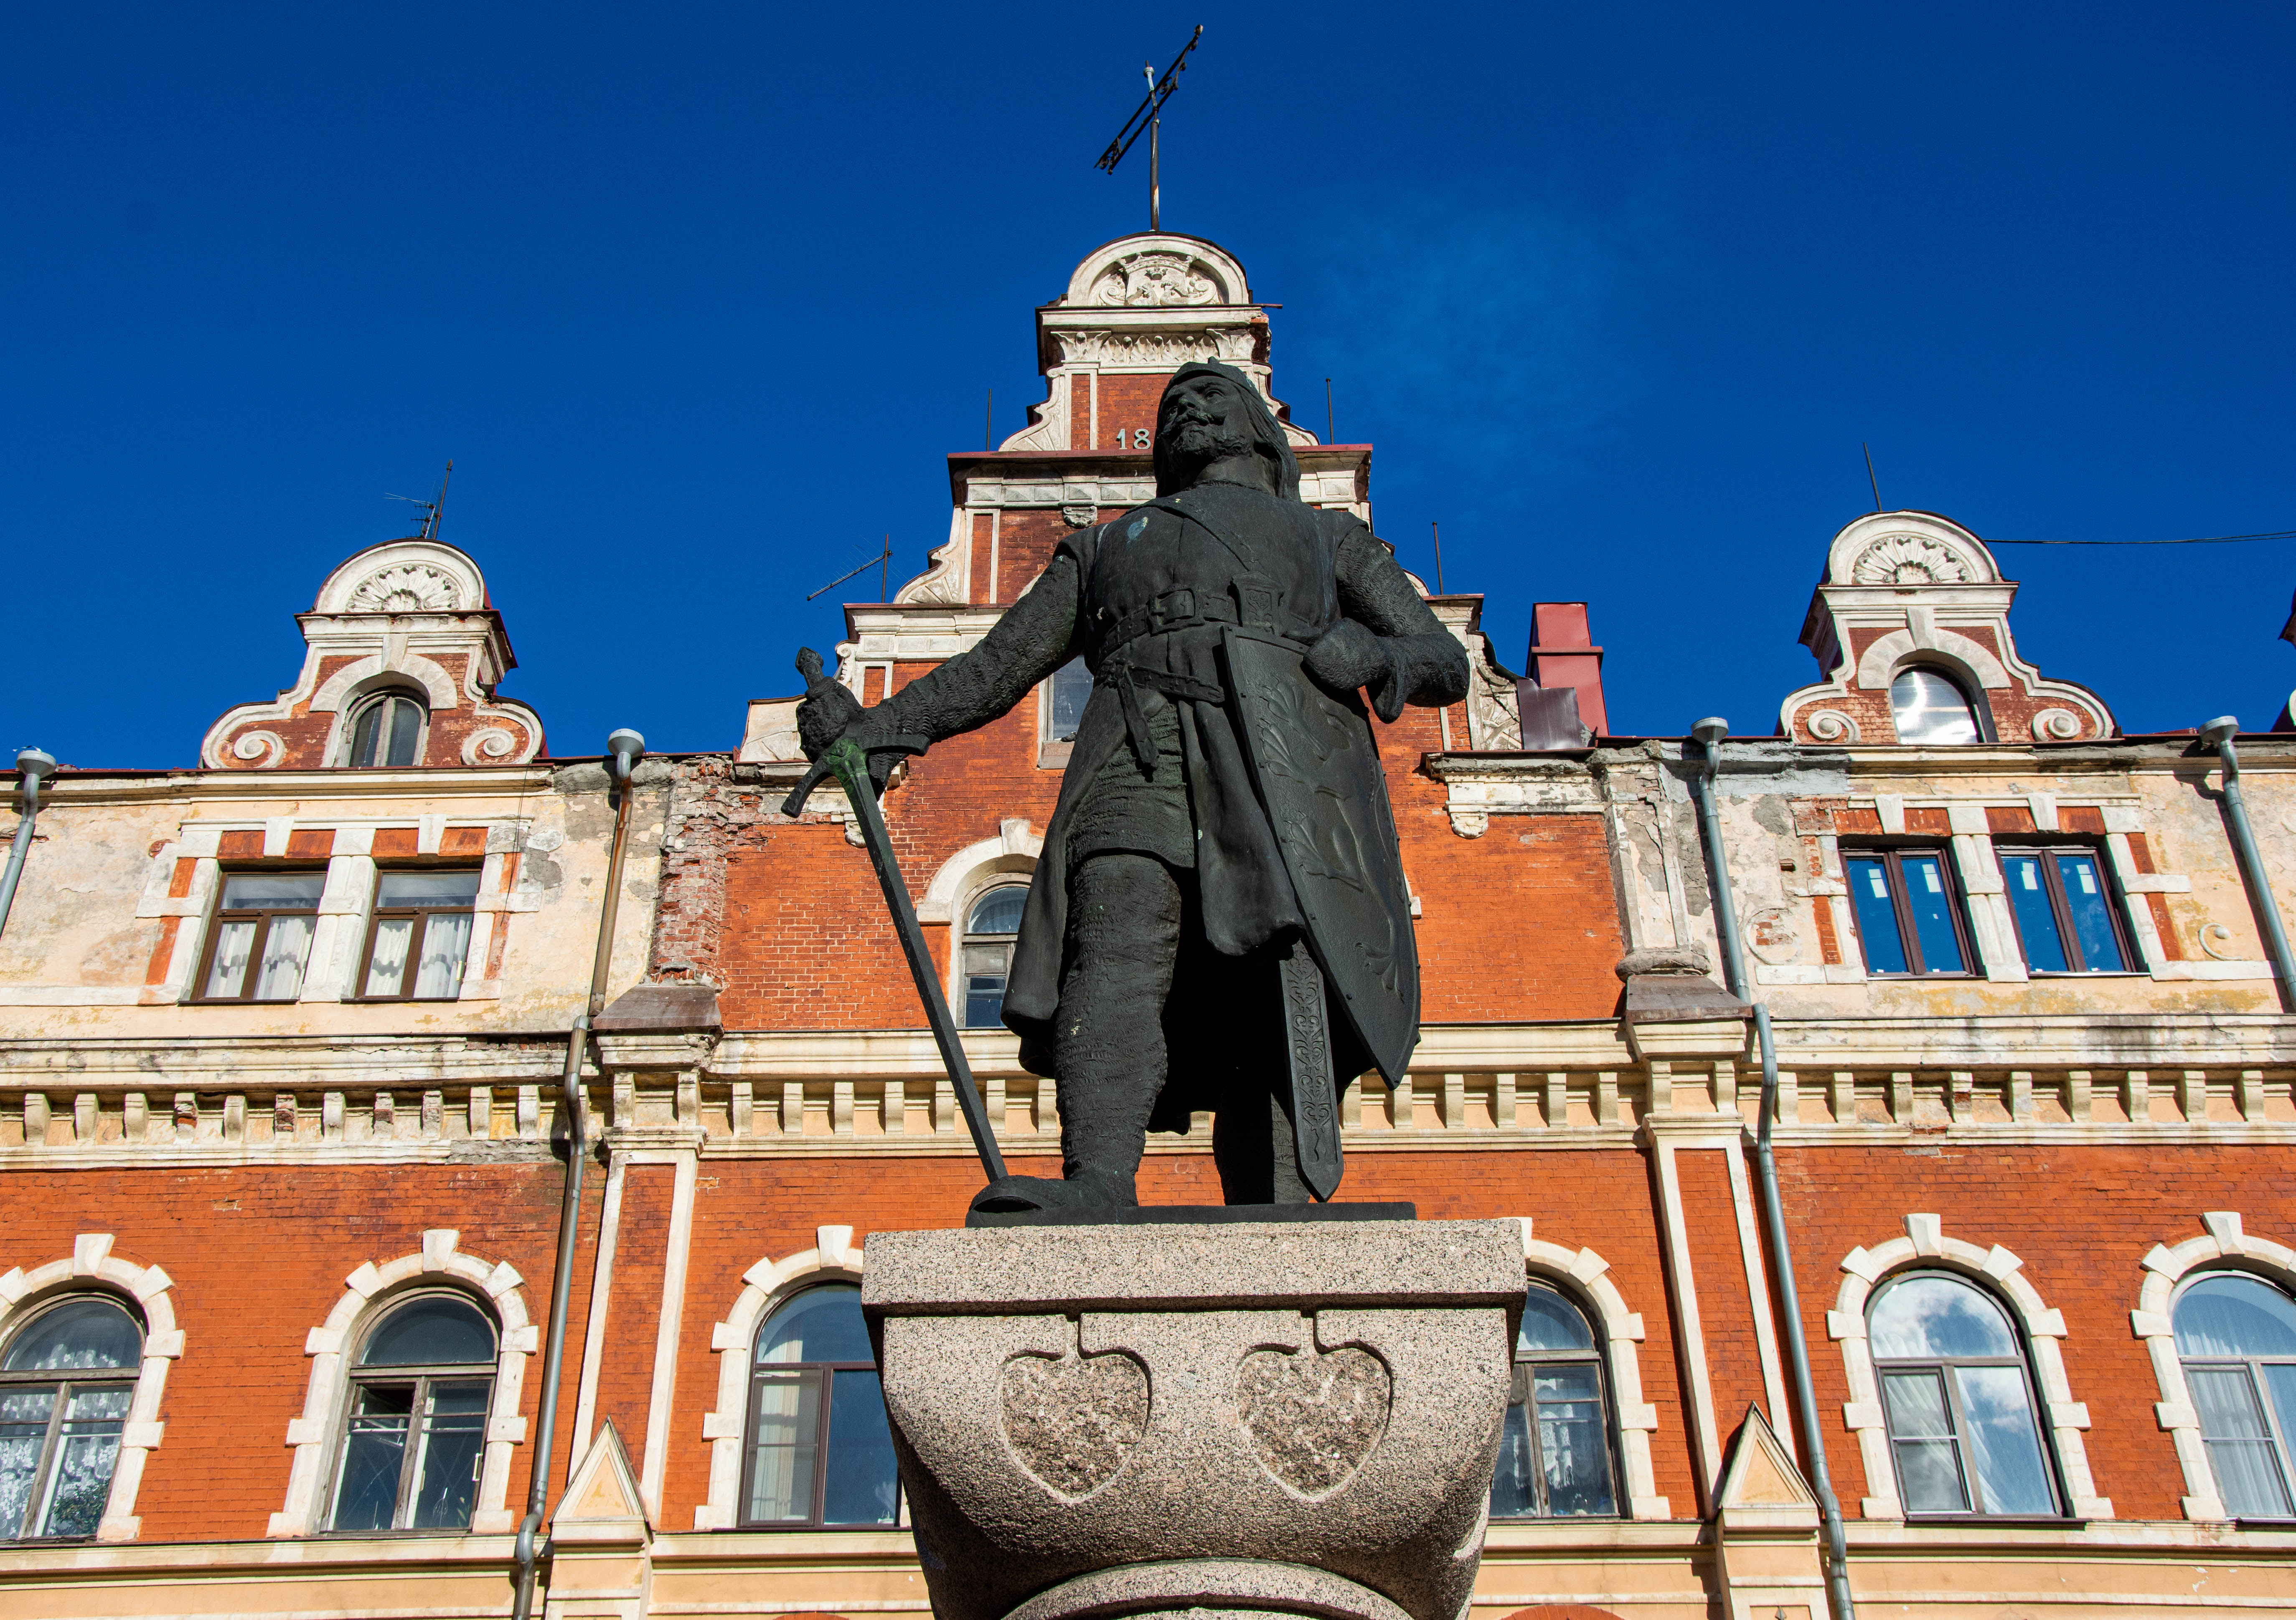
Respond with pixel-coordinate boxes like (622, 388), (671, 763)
(1889, 668), (1981, 746)
(961, 885), (1029, 1029)
(744, 1284), (897, 1527)
(346, 692), (427, 768)
(0, 1296), (142, 1541)
(2172, 1273), (2296, 1517)
(1869, 1271), (2058, 1516)
(331, 1293), (497, 1533)
(1491, 1282), (1616, 1518)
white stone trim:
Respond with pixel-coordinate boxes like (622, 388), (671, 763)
(693, 1225), (866, 1530)
(2131, 1210), (2296, 1521)
(1514, 1219), (1670, 1521)
(1829, 1213), (2109, 1521)
(915, 823), (1042, 924)
(0, 1234), (183, 1541)
(267, 1228), (536, 1537)
(636, 1149), (699, 1523)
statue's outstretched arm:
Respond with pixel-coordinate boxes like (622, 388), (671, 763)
(1318, 528), (1470, 722)
(853, 553), (1083, 747)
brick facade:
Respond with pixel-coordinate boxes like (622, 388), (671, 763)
(4, 227), (2294, 1620)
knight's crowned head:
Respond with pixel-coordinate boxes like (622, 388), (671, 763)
(1152, 361), (1300, 501)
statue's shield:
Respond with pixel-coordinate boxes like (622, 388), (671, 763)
(1221, 627), (1420, 1088)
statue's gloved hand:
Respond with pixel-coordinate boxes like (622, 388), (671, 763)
(793, 647), (926, 796)
(1303, 619), (1401, 711)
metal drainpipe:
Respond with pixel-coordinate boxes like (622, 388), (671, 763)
(512, 729), (645, 1620)
(2200, 716), (2296, 1009)
(0, 749), (60, 941)
(1686, 719), (1856, 1620)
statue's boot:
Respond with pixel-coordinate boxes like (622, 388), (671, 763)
(969, 1165), (1139, 1216)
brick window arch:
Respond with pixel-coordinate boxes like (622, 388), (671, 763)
(0, 1235), (181, 1542)
(268, 1229), (536, 1536)
(1830, 1213), (2109, 1521)
(2130, 1211), (2296, 1521)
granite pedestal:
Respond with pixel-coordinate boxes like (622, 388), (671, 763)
(861, 1218), (1525, 1620)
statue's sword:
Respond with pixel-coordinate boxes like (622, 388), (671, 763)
(782, 737), (1007, 1186)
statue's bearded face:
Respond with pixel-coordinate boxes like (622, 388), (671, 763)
(1156, 372), (1257, 471)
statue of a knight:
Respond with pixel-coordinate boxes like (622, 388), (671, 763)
(796, 361), (1468, 1213)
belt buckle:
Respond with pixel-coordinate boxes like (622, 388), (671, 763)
(1166, 587), (1196, 624)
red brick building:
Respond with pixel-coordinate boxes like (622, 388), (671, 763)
(2, 230), (2293, 1620)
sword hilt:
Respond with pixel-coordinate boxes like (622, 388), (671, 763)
(781, 734), (927, 818)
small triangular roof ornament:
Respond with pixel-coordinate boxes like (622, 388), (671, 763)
(1718, 1405), (1813, 1511)
(557, 1419), (651, 1534)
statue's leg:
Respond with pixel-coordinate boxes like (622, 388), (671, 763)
(1051, 851), (1183, 1201)
(1211, 1077), (1313, 1205)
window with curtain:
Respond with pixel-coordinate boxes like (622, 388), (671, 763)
(743, 1285), (898, 1528)
(961, 885), (1029, 1029)
(1843, 848), (1975, 976)
(2173, 1273), (2296, 1518)
(357, 871), (483, 1000)
(1997, 846), (2133, 973)
(198, 871), (327, 1002)
(0, 1297), (142, 1541)
(1490, 1282), (1616, 1518)
(331, 1293), (497, 1533)
(1889, 667), (1982, 745)
(346, 693), (427, 768)
(1869, 1271), (2059, 1516)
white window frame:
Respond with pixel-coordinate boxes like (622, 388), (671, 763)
(2130, 1211), (2296, 1521)
(1514, 1220), (1670, 1520)
(269, 1229), (536, 1537)
(694, 1225), (867, 1530)
(1829, 1213), (2109, 1521)
(0, 1235), (182, 1542)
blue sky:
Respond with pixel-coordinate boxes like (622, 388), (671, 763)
(7, 3), (2292, 764)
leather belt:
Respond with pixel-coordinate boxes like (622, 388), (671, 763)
(1099, 587), (1239, 659)
(1107, 661), (1225, 774)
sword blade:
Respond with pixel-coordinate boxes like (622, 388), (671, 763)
(823, 739), (1008, 1183)
(1280, 938), (1343, 1201)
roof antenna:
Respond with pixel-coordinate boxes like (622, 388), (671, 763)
(808, 536), (897, 603)
(1862, 443), (1883, 513)
(1430, 520), (1445, 596)
(1095, 26), (1203, 231)
(1325, 377), (1335, 445)
(387, 460), (453, 541)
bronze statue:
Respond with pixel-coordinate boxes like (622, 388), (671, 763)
(797, 362), (1467, 1212)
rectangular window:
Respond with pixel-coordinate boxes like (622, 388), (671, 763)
(1048, 658), (1092, 744)
(196, 872), (327, 1002)
(1843, 848), (1973, 975)
(356, 871), (483, 1001)
(333, 1376), (490, 1532)
(1998, 846), (2132, 973)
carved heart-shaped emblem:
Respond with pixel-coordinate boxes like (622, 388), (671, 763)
(999, 1350), (1149, 1500)
(1237, 1345), (1390, 1497)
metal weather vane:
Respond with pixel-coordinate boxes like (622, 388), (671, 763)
(1094, 25), (1203, 232)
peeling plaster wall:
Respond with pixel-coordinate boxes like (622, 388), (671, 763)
(0, 767), (667, 1039)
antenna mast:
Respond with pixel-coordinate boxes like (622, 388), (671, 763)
(386, 460), (453, 541)
(807, 537), (897, 603)
(1095, 26), (1204, 231)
